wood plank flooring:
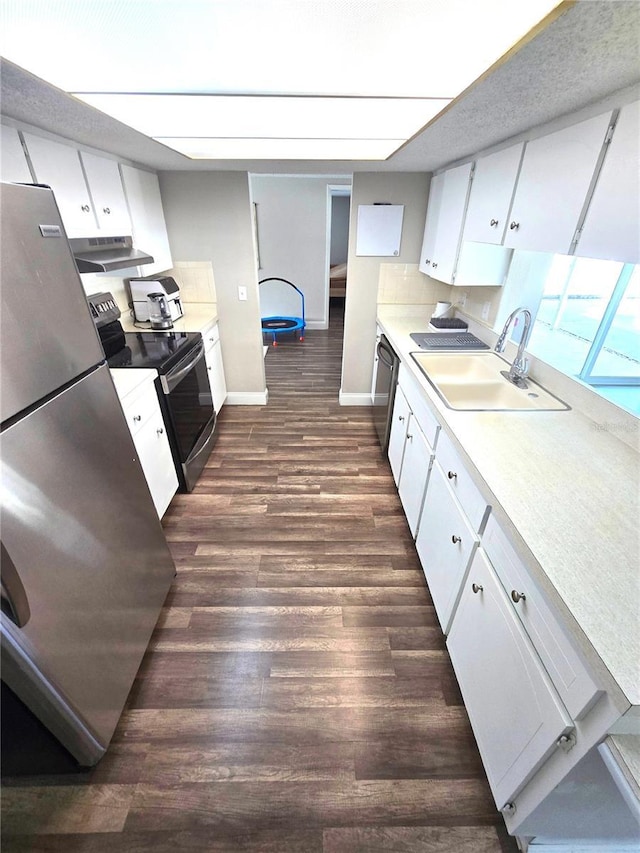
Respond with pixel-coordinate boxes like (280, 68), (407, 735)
(1, 302), (518, 852)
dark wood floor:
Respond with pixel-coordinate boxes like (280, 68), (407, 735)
(1, 300), (518, 852)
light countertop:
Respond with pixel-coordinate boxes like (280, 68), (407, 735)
(110, 368), (157, 400)
(119, 303), (218, 335)
(377, 305), (640, 711)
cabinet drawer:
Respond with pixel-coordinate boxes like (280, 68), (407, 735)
(482, 515), (601, 720)
(416, 461), (480, 633)
(397, 363), (439, 450)
(436, 430), (489, 531)
(203, 322), (220, 350)
(120, 382), (159, 436)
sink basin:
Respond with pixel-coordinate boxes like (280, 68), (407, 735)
(410, 352), (570, 412)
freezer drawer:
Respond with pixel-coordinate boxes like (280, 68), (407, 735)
(0, 364), (174, 764)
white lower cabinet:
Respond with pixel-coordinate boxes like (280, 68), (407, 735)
(388, 386), (411, 486)
(203, 322), (227, 413)
(112, 371), (178, 518)
(397, 415), (433, 537)
(415, 461), (480, 632)
(447, 547), (575, 812)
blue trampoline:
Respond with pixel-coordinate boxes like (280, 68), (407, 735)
(259, 278), (306, 346)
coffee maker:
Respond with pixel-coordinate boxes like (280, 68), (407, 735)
(129, 275), (184, 324)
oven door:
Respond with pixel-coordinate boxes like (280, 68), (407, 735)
(159, 338), (216, 491)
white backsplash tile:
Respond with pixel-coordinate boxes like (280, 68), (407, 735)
(168, 261), (217, 303)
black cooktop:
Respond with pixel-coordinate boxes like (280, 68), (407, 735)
(107, 330), (203, 373)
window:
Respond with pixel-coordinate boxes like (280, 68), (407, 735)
(528, 257), (640, 414)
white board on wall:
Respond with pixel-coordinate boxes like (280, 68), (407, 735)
(356, 204), (404, 256)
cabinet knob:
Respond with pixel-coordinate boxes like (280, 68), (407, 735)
(432, 262), (438, 269)
(407, 433), (413, 441)
(398, 415), (405, 422)
(103, 207), (111, 214)
(447, 470), (457, 480)
(209, 337), (215, 342)
(207, 366), (212, 371)
(133, 414), (142, 422)
(502, 802), (516, 816)
(510, 590), (526, 603)
(425, 258), (431, 265)
(81, 204), (90, 213)
(490, 218), (498, 226)
(156, 427), (164, 436)
(472, 582), (483, 594)
(509, 221), (520, 230)
(451, 535), (462, 544)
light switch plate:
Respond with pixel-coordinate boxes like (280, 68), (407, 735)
(238, 286), (247, 301)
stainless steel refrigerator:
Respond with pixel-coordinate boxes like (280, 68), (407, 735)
(0, 182), (175, 767)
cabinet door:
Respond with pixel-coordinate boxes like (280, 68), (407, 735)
(462, 143), (524, 245)
(576, 100), (640, 264)
(447, 548), (574, 810)
(132, 409), (178, 518)
(387, 385), (411, 486)
(80, 152), (131, 234)
(431, 162), (473, 283)
(398, 415), (433, 537)
(504, 111), (612, 254)
(415, 462), (479, 633)
(120, 165), (173, 275)
(419, 172), (444, 274)
(1, 126), (32, 182)
(22, 133), (98, 237)
(205, 339), (227, 414)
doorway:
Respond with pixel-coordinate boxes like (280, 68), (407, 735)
(327, 186), (351, 327)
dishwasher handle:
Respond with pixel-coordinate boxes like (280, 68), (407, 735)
(377, 338), (397, 370)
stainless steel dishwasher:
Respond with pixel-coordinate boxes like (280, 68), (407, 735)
(372, 334), (400, 453)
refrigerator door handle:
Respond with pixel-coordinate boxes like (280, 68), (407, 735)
(1, 542), (31, 627)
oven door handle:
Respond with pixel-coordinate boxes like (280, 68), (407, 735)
(161, 339), (205, 393)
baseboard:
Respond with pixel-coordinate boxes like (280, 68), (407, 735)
(339, 390), (373, 406)
(225, 390), (269, 405)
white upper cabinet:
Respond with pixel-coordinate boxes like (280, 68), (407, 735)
(419, 163), (472, 283)
(23, 133), (98, 238)
(80, 151), (131, 235)
(419, 172), (444, 274)
(575, 99), (640, 264)
(120, 165), (173, 275)
(1, 126), (32, 183)
(462, 143), (524, 245)
(504, 111), (613, 255)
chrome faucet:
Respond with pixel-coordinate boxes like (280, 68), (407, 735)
(495, 307), (533, 388)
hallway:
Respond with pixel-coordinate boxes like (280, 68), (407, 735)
(1, 307), (516, 852)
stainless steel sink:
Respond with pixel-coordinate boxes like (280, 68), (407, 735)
(410, 352), (570, 412)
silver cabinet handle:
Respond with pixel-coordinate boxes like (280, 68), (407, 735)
(81, 204), (90, 212)
(490, 218), (499, 226)
(133, 414), (142, 422)
(156, 427), (164, 436)
(451, 535), (461, 544)
(511, 590), (526, 603)
(424, 258), (431, 265)
(407, 433), (413, 440)
(509, 221), (520, 230)
(398, 415), (405, 422)
(432, 262), (438, 269)
(472, 583), (483, 594)
(447, 470), (457, 480)
(103, 207), (111, 214)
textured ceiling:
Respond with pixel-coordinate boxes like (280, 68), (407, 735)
(1, 0), (639, 174)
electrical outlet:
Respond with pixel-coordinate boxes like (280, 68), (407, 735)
(482, 301), (491, 321)
(459, 292), (467, 308)
(238, 286), (247, 301)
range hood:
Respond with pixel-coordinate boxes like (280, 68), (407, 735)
(69, 236), (154, 273)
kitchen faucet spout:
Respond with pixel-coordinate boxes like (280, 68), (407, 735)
(495, 307), (533, 388)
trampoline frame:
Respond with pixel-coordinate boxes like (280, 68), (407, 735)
(259, 278), (306, 346)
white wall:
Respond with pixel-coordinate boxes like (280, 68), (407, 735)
(250, 175), (351, 329)
(340, 172), (431, 402)
(158, 171), (266, 398)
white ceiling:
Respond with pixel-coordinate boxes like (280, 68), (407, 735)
(1, 0), (639, 174)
